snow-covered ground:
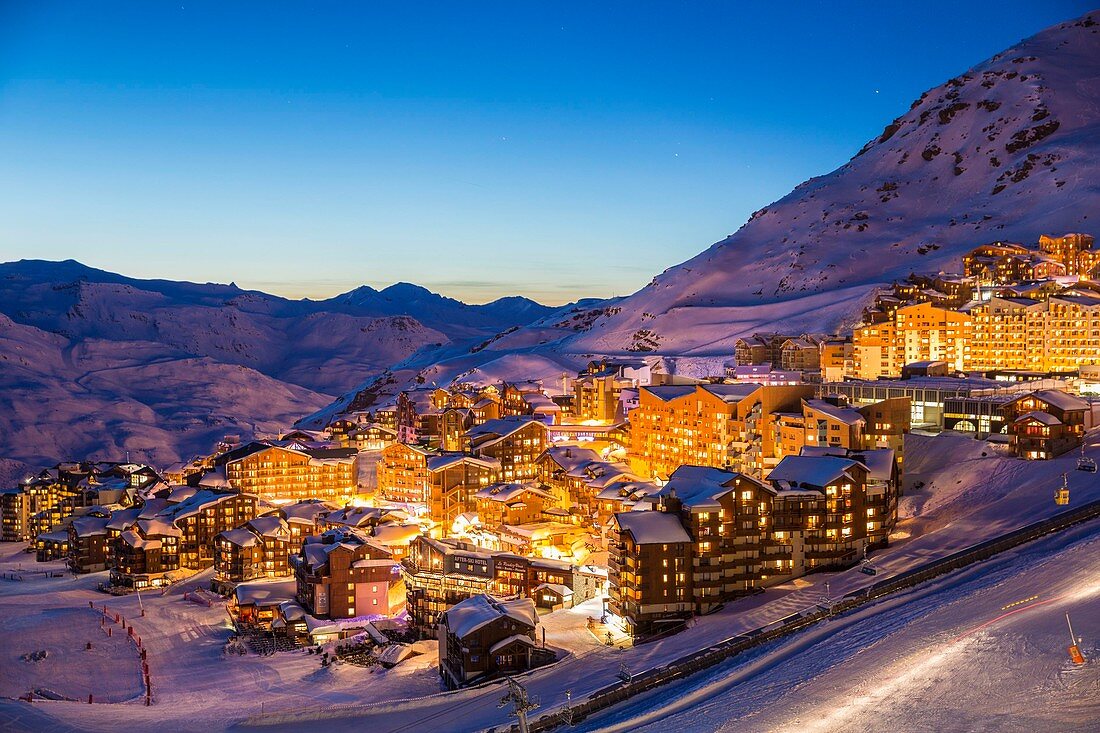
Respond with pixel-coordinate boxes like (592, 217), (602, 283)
(1, 431), (1097, 732)
(581, 519), (1100, 733)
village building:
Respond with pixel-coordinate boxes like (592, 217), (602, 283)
(67, 511), (112, 573)
(437, 594), (550, 690)
(402, 535), (597, 633)
(223, 442), (358, 504)
(463, 417), (548, 483)
(473, 483), (557, 528)
(109, 518), (182, 588)
(1002, 390), (1090, 459)
(734, 333), (795, 366)
(213, 515), (293, 591)
(608, 453), (882, 638)
(627, 382), (816, 481)
(292, 528), (401, 620)
(376, 442), (436, 504)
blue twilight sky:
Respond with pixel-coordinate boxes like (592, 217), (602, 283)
(0, 2), (1092, 305)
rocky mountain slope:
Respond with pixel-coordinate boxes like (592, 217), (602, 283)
(565, 10), (1100, 356)
(0, 260), (555, 468)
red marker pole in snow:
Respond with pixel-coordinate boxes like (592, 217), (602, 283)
(1067, 613), (1086, 664)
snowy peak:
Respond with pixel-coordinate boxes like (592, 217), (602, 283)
(566, 10), (1100, 356)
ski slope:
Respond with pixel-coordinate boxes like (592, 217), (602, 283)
(581, 519), (1100, 733)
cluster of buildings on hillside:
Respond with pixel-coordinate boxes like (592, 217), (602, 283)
(733, 234), (1100, 381)
(3, 231), (1099, 685)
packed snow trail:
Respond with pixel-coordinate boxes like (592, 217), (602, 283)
(578, 519), (1100, 733)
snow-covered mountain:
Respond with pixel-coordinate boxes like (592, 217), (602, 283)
(566, 12), (1100, 356)
(0, 260), (556, 468)
(9, 12), (1100, 467)
(301, 11), (1100, 424)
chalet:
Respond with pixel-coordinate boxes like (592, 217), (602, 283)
(347, 423), (397, 451)
(1003, 390), (1090, 459)
(463, 418), (548, 483)
(438, 594), (550, 689)
(110, 518), (182, 588)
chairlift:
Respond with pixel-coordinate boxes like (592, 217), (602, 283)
(1076, 443), (1096, 473)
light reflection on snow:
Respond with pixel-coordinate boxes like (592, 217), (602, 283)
(772, 639), (972, 733)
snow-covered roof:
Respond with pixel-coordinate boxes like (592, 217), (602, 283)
(278, 499), (333, 524)
(160, 489), (243, 522)
(325, 506), (385, 528)
(768, 455), (860, 490)
(247, 514), (289, 539)
(197, 466), (231, 488)
(533, 582), (573, 597)
(656, 465), (741, 508)
(475, 482), (553, 504)
(803, 399), (866, 426)
(800, 446), (894, 482)
(489, 634), (536, 654)
(540, 445), (602, 472)
(426, 454), (499, 472)
(119, 530), (161, 550)
(71, 515), (110, 538)
(465, 417), (546, 448)
(443, 595), (538, 639)
(1012, 389), (1089, 412)
(166, 485), (199, 503)
(614, 510), (691, 545)
(371, 523), (421, 546)
(137, 516), (181, 538)
(234, 579), (297, 607)
(1014, 411), (1062, 426)
(106, 505), (143, 531)
(219, 526), (261, 548)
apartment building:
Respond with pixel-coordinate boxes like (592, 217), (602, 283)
(969, 293), (1100, 372)
(627, 383), (815, 480)
(223, 443), (358, 504)
(213, 515), (293, 590)
(292, 528), (401, 619)
(608, 454), (884, 638)
(463, 418), (548, 483)
(852, 301), (972, 379)
(376, 442), (435, 504)
(1038, 233), (1099, 277)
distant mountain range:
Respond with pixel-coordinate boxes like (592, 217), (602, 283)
(6, 10), (1100, 472)
(0, 259), (557, 468)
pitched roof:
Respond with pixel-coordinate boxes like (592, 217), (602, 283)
(1014, 411), (1062, 426)
(656, 465), (741, 508)
(443, 595), (538, 639)
(614, 510), (691, 545)
(768, 455), (861, 490)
